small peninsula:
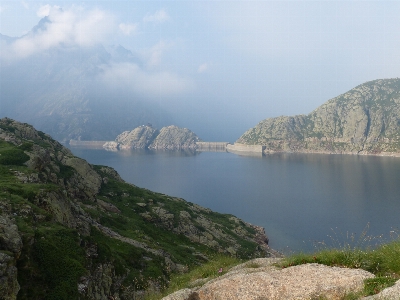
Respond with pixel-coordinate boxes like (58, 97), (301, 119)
(237, 78), (400, 156)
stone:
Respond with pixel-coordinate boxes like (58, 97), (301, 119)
(162, 260), (375, 300)
(0, 253), (20, 300)
(0, 215), (22, 255)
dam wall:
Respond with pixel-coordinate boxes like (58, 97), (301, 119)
(69, 140), (109, 148)
(196, 142), (229, 152)
(226, 143), (265, 156)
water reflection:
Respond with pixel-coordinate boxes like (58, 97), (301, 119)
(69, 147), (400, 253)
(113, 148), (200, 157)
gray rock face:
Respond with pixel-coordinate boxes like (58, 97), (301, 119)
(104, 125), (202, 151)
(0, 215), (22, 256)
(115, 125), (158, 149)
(0, 253), (20, 300)
(238, 78), (400, 155)
(0, 215), (22, 300)
(148, 125), (201, 150)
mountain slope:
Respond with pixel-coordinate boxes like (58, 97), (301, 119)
(0, 118), (272, 299)
(238, 78), (400, 155)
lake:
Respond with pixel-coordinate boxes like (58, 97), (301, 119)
(69, 147), (400, 253)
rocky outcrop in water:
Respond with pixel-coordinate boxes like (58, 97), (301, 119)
(148, 125), (201, 150)
(115, 125), (158, 149)
(104, 125), (202, 151)
(238, 78), (400, 156)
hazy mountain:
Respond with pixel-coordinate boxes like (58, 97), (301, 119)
(237, 78), (400, 156)
(0, 20), (173, 143)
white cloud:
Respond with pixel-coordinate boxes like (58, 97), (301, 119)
(147, 41), (171, 67)
(21, 1), (29, 10)
(36, 4), (51, 17)
(99, 62), (194, 97)
(119, 22), (138, 36)
(0, 5), (7, 13)
(143, 9), (170, 24)
(198, 63), (210, 73)
(2, 6), (114, 59)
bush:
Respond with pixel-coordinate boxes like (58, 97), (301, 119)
(0, 149), (30, 165)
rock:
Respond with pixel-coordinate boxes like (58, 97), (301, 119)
(115, 125), (158, 149)
(104, 124), (202, 151)
(162, 288), (193, 300)
(97, 199), (121, 214)
(83, 263), (118, 300)
(238, 78), (400, 156)
(0, 215), (22, 256)
(0, 253), (20, 300)
(168, 261), (374, 300)
(62, 156), (102, 198)
(148, 126), (201, 150)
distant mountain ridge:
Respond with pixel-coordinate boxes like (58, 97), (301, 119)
(237, 78), (400, 156)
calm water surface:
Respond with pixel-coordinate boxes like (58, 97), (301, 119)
(69, 148), (400, 253)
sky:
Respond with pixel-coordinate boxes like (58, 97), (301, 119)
(1, 0), (400, 141)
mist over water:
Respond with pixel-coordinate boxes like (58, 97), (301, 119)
(69, 148), (400, 253)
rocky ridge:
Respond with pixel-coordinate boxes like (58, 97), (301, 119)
(0, 118), (271, 299)
(103, 125), (201, 151)
(238, 78), (400, 156)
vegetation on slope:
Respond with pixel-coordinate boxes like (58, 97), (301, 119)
(279, 238), (400, 298)
(0, 117), (270, 299)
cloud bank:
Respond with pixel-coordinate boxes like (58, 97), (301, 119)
(99, 62), (194, 97)
(143, 9), (170, 24)
(2, 5), (114, 59)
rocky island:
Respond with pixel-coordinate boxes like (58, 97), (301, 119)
(237, 78), (400, 156)
(0, 118), (271, 299)
(103, 125), (202, 151)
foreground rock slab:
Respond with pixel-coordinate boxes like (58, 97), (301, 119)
(163, 258), (375, 300)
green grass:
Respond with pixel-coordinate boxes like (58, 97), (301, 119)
(145, 255), (242, 300)
(278, 238), (400, 297)
(17, 227), (87, 300)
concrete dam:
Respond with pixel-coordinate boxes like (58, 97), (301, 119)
(196, 142), (229, 152)
(196, 142), (265, 156)
(68, 140), (266, 156)
(226, 143), (266, 156)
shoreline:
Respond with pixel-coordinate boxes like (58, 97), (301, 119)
(68, 139), (400, 158)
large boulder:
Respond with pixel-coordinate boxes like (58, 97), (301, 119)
(163, 258), (375, 300)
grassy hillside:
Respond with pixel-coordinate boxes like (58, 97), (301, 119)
(0, 118), (272, 300)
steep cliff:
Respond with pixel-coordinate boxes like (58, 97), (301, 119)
(238, 78), (400, 155)
(0, 118), (271, 299)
